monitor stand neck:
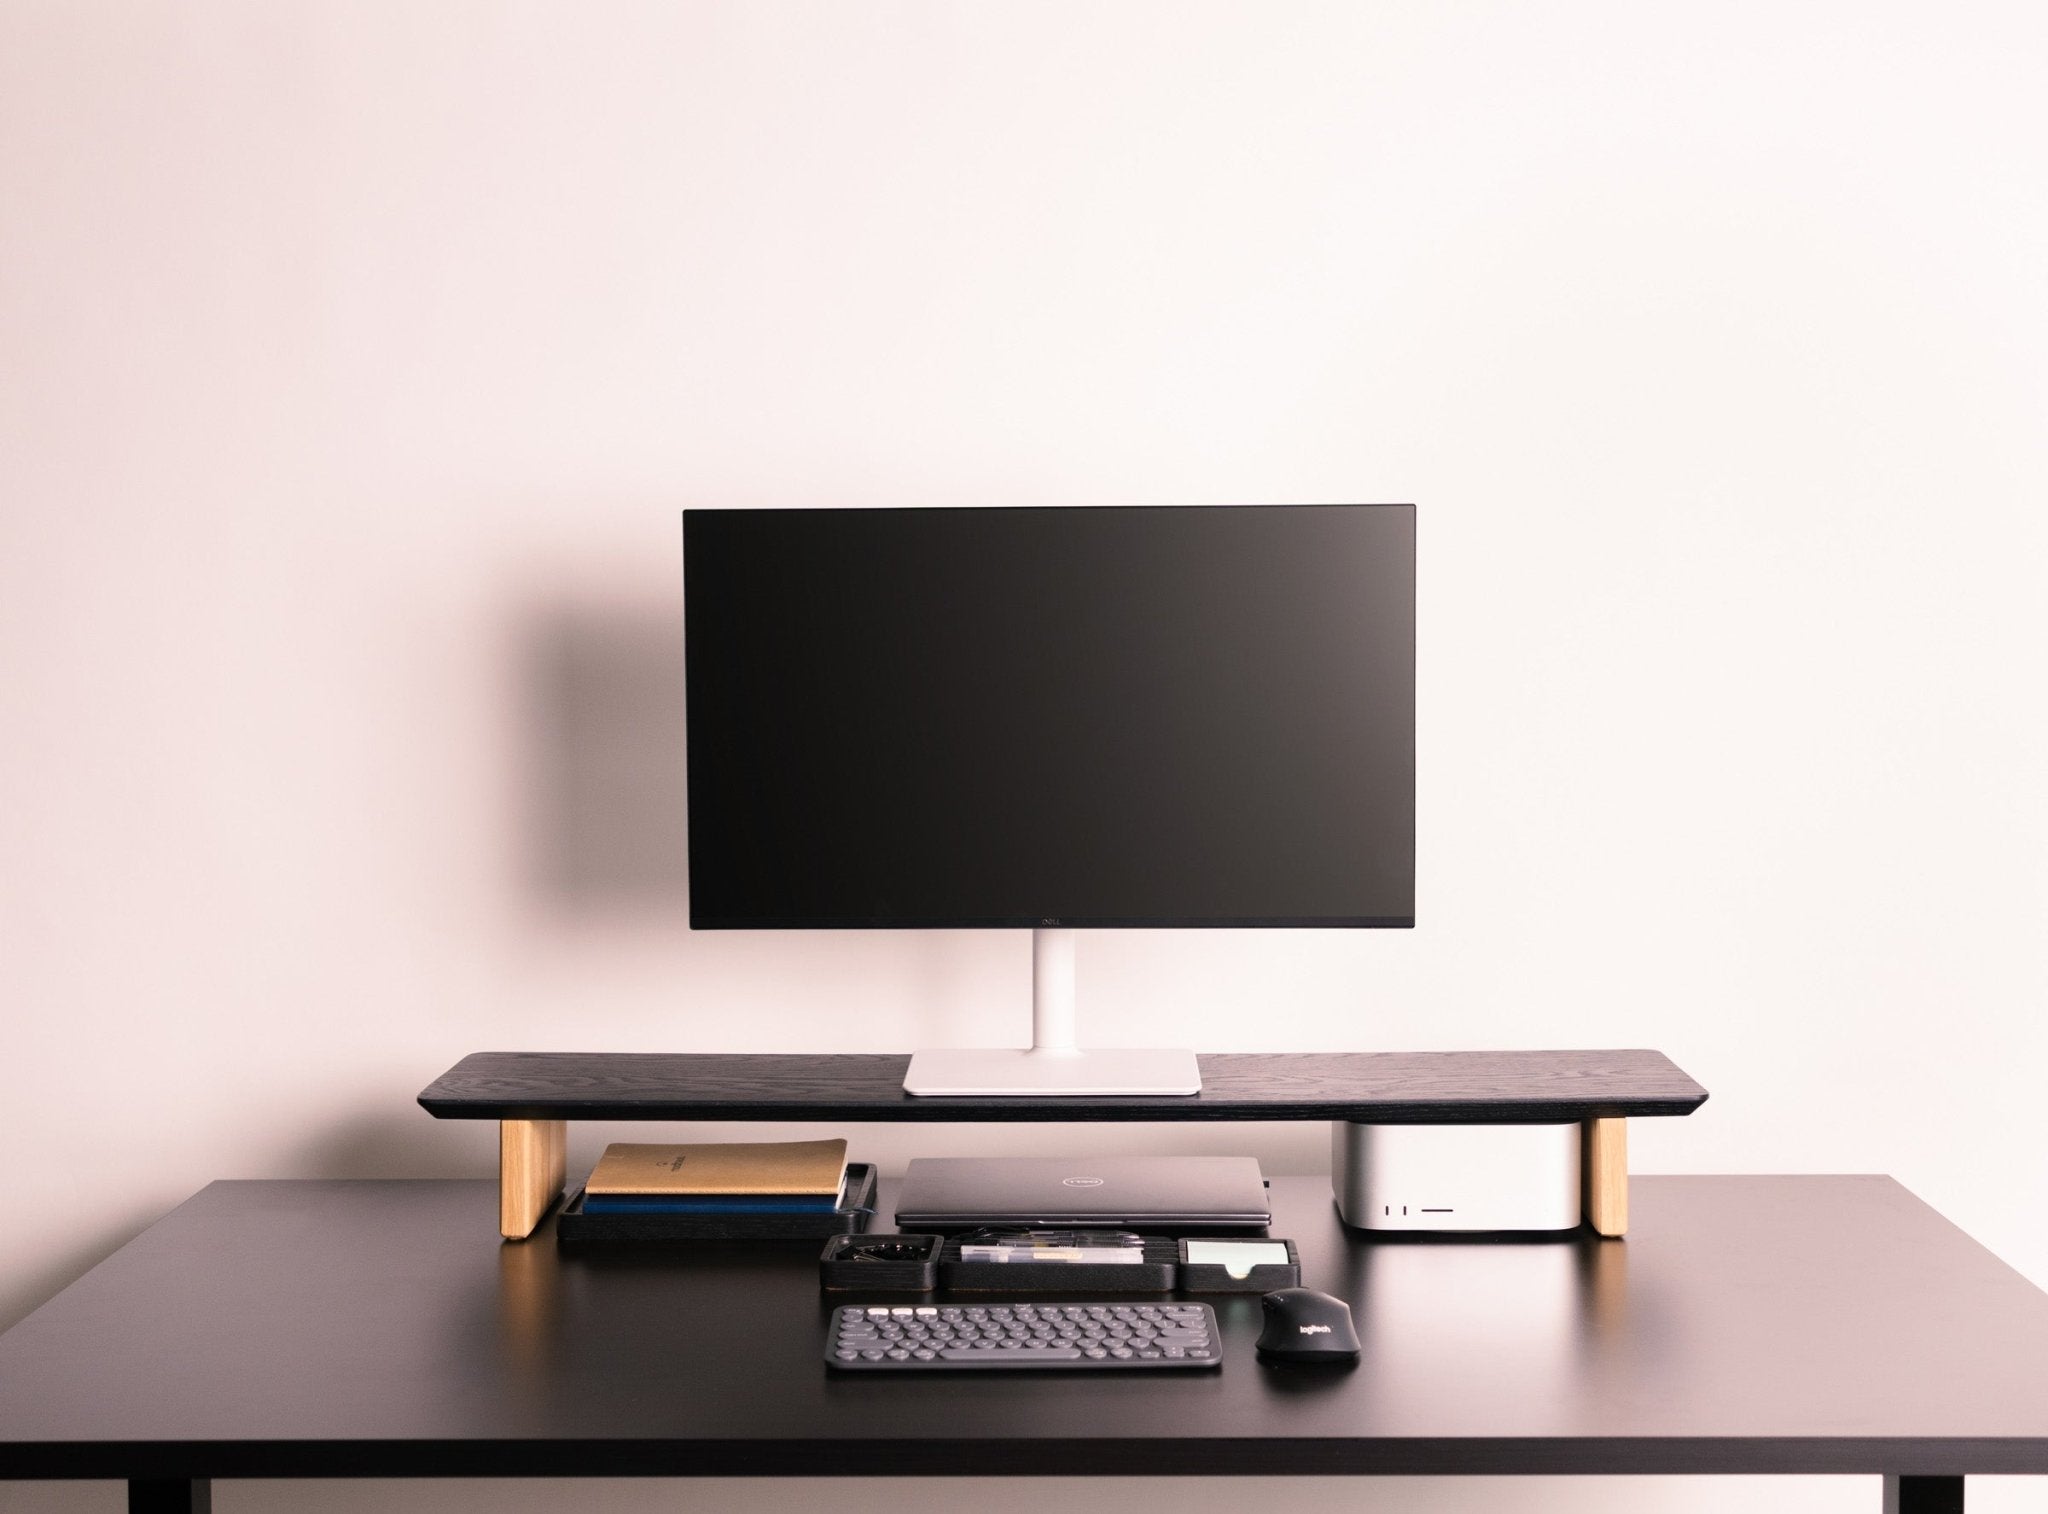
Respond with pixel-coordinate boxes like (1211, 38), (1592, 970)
(1031, 926), (1077, 1053)
(901, 928), (1202, 1097)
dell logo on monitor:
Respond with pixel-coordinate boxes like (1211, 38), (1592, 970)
(1062, 1176), (1105, 1187)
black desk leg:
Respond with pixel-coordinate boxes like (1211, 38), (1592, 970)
(129, 1480), (211, 1514)
(1885, 1475), (1963, 1513)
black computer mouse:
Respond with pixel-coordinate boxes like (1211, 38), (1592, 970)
(1256, 1287), (1362, 1362)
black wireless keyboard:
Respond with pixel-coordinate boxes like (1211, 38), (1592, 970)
(826, 1301), (1223, 1370)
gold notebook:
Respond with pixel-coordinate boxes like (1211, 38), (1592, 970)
(585, 1138), (849, 1197)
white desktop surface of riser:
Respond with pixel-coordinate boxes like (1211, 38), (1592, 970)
(902, 1047), (1202, 1097)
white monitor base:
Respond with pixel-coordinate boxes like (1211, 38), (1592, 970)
(903, 1047), (1201, 1097)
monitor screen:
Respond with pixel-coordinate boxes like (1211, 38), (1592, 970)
(684, 504), (1414, 929)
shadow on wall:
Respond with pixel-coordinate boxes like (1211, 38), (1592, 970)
(505, 595), (998, 1056)
(285, 1108), (497, 1182)
(522, 604), (691, 911)
(0, 1214), (160, 1336)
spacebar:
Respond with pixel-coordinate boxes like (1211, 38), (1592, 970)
(939, 1347), (1082, 1362)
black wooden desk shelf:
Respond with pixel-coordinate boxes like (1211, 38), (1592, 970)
(417, 1049), (1710, 1239)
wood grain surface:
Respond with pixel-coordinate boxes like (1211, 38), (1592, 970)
(420, 1048), (1708, 1124)
(1582, 1116), (1629, 1236)
(498, 1119), (565, 1239)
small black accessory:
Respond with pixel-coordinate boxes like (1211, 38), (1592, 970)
(1255, 1287), (1362, 1363)
(819, 1232), (942, 1291)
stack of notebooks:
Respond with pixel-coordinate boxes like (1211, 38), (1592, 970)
(583, 1138), (852, 1214)
(560, 1139), (876, 1243)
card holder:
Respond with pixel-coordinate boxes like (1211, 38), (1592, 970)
(1175, 1237), (1301, 1292)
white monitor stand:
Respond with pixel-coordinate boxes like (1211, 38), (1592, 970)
(901, 928), (1202, 1097)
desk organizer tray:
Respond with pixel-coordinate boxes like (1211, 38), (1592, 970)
(938, 1236), (1179, 1292)
(556, 1163), (877, 1244)
(819, 1232), (944, 1291)
(1176, 1237), (1300, 1293)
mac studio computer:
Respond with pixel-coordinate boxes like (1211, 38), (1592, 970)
(681, 502), (1416, 1098)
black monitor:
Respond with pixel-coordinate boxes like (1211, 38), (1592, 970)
(683, 504), (1414, 1095)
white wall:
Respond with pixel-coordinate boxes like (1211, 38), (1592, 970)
(3, 3), (2045, 1511)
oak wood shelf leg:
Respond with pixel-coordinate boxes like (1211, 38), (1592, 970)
(129, 1480), (210, 1514)
(500, 1118), (567, 1240)
(1885, 1475), (1963, 1513)
(1583, 1117), (1627, 1237)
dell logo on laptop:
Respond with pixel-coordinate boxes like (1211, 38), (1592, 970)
(1062, 1176), (1105, 1187)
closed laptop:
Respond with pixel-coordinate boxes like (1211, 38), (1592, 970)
(895, 1155), (1270, 1231)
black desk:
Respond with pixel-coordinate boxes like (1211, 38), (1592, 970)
(3, 1177), (2046, 1513)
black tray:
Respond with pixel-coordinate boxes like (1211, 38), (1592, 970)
(1176, 1236), (1300, 1292)
(938, 1235), (1179, 1292)
(819, 1232), (944, 1291)
(557, 1163), (878, 1244)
